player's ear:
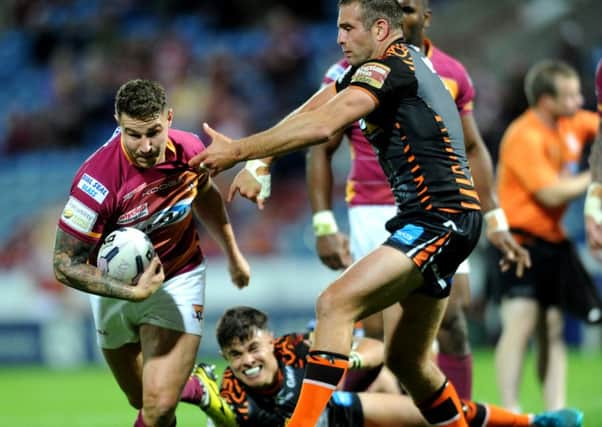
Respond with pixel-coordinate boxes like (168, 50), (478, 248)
(374, 18), (390, 41)
(424, 9), (432, 29)
(166, 108), (174, 126)
(114, 113), (120, 125)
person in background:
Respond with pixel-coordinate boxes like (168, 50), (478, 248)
(493, 60), (600, 413)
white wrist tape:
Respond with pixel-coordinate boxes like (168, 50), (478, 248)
(312, 210), (339, 236)
(585, 182), (602, 224)
(484, 208), (509, 233)
(244, 160), (271, 200)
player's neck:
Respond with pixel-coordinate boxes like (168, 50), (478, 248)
(532, 107), (558, 129)
(377, 31), (404, 56)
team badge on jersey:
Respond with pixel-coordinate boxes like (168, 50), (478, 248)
(77, 173), (109, 204)
(351, 62), (390, 89)
(61, 196), (98, 233)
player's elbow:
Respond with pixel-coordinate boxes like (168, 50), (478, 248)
(309, 123), (337, 145)
(53, 256), (72, 287)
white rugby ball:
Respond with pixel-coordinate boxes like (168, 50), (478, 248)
(97, 227), (155, 284)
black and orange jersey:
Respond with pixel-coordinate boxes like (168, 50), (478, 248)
(219, 333), (308, 426)
(335, 40), (480, 214)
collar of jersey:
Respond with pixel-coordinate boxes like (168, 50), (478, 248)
(423, 38), (434, 58)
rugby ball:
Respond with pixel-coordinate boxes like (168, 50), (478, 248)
(97, 227), (155, 284)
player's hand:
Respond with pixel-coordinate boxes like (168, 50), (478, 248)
(584, 183), (602, 260)
(228, 161), (271, 210)
(188, 123), (241, 176)
(487, 230), (531, 278)
(134, 256), (165, 301)
(585, 216), (602, 261)
(228, 250), (250, 289)
(316, 232), (352, 270)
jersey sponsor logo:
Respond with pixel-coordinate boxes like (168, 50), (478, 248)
(391, 224), (424, 245)
(123, 183), (147, 201)
(117, 203), (149, 225)
(77, 173), (109, 204)
(61, 196), (98, 233)
(136, 198), (192, 234)
(142, 178), (180, 197)
(192, 304), (204, 322)
(351, 62), (390, 89)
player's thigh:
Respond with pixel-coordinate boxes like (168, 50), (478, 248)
(357, 392), (426, 427)
(320, 245), (424, 321)
(140, 324), (201, 401)
(499, 297), (539, 338)
(102, 342), (143, 406)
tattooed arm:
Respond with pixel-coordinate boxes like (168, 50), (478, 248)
(53, 229), (164, 301)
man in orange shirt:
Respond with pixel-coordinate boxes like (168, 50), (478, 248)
(494, 60), (600, 412)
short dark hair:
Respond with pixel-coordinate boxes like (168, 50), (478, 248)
(114, 79), (167, 121)
(216, 306), (270, 349)
(524, 60), (578, 106)
(338, 0), (403, 31)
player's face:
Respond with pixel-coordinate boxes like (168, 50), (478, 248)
(222, 329), (279, 389)
(550, 76), (583, 117)
(337, 2), (377, 66)
(399, 0), (431, 47)
(118, 109), (173, 168)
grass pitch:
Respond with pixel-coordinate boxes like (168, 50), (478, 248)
(1, 349), (600, 426)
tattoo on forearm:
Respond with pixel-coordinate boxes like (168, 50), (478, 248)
(53, 230), (137, 300)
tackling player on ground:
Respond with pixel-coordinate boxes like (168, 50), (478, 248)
(182, 306), (583, 427)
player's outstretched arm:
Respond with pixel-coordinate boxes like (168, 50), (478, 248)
(53, 229), (163, 301)
(189, 85), (376, 176)
(462, 113), (531, 277)
(306, 131), (351, 270)
(193, 179), (250, 289)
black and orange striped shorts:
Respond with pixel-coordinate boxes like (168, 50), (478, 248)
(384, 210), (482, 298)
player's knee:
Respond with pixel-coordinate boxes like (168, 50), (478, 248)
(544, 310), (564, 342)
(316, 287), (357, 322)
(438, 307), (469, 355)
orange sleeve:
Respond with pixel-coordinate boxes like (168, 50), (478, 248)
(573, 110), (600, 144)
(501, 125), (558, 193)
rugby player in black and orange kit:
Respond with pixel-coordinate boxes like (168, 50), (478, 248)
(181, 306), (583, 427)
(191, 0), (482, 424)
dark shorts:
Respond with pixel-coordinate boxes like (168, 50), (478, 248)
(383, 210), (482, 299)
(490, 230), (602, 324)
(329, 391), (364, 427)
